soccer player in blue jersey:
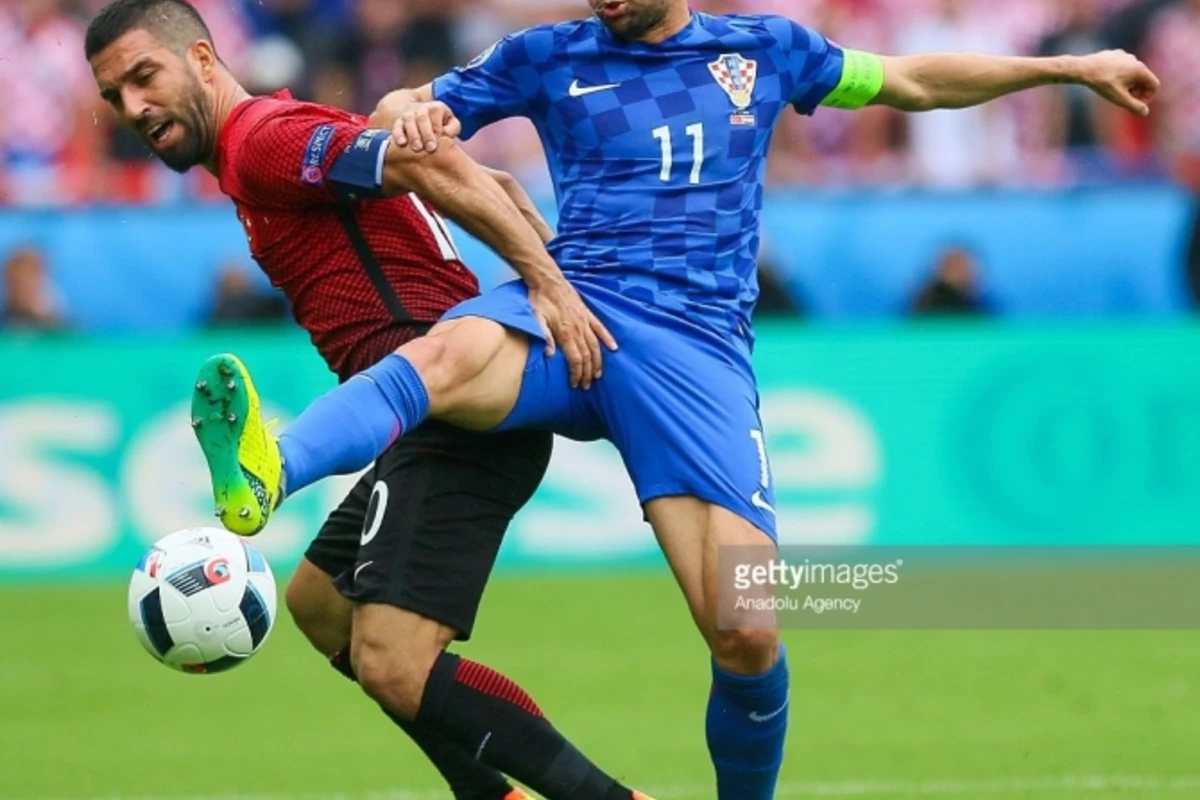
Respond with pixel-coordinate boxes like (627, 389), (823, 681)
(193, 2), (1160, 797)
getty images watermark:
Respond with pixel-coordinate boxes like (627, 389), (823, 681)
(731, 557), (904, 616)
(718, 546), (1200, 630)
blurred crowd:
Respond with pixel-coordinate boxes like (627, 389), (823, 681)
(2, 0), (1200, 206)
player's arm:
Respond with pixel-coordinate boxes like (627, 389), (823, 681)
(368, 84), (458, 152)
(378, 141), (544, 270)
(379, 137), (614, 387)
(359, 99), (554, 242)
(482, 167), (554, 245)
(378, 30), (545, 154)
(367, 90), (552, 240)
(828, 48), (1159, 117)
(777, 18), (1158, 119)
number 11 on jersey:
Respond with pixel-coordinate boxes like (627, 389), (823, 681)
(652, 123), (704, 185)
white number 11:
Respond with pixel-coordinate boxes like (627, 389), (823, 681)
(652, 123), (705, 185)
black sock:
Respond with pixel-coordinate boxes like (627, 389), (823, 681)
(416, 651), (633, 800)
(330, 651), (517, 800)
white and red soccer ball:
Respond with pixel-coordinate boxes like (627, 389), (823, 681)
(127, 527), (277, 673)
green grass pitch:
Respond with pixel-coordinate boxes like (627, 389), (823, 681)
(3, 573), (1200, 800)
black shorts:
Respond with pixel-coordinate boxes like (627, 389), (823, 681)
(304, 420), (552, 640)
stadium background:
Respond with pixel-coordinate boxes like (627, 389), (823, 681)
(5, 0), (1200, 798)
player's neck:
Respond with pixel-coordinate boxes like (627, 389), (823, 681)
(632, 4), (692, 44)
(204, 75), (252, 174)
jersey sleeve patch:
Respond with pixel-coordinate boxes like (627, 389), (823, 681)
(300, 124), (337, 185)
(326, 129), (391, 201)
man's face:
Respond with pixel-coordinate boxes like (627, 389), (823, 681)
(91, 28), (215, 172)
(590, 0), (677, 40)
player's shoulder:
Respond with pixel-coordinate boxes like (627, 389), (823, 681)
(226, 92), (358, 143)
(479, 18), (604, 62)
(509, 17), (601, 42)
(700, 12), (819, 48)
(218, 93), (364, 193)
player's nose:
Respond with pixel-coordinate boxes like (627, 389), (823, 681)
(121, 89), (152, 123)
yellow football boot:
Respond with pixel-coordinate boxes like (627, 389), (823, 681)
(190, 354), (283, 536)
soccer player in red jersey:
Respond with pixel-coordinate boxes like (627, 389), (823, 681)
(85, 2), (650, 799)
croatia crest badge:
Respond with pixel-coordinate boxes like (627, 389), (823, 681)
(708, 53), (758, 122)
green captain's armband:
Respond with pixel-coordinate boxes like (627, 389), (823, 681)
(821, 49), (884, 110)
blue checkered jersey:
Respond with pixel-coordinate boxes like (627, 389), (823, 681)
(432, 13), (845, 336)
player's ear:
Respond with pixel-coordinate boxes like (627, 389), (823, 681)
(190, 39), (218, 81)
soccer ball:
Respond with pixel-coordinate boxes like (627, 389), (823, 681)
(128, 527), (277, 673)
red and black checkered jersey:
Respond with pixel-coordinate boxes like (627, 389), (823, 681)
(215, 90), (479, 381)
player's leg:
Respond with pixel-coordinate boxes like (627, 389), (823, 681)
(596, 312), (788, 800)
(191, 282), (551, 536)
(289, 567), (526, 800)
(646, 498), (787, 800)
(285, 558), (352, 655)
(286, 468), (372, 654)
(342, 423), (648, 800)
(287, 460), (525, 800)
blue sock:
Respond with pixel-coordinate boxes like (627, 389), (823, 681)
(278, 354), (429, 496)
(706, 646), (789, 800)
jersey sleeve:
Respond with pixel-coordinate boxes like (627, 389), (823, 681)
(763, 17), (849, 115)
(430, 28), (544, 140)
(231, 108), (391, 206)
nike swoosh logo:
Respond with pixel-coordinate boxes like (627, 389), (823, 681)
(751, 490), (776, 516)
(353, 560), (374, 581)
(569, 79), (621, 97)
(749, 699), (788, 723)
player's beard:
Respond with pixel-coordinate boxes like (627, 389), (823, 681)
(595, 0), (671, 40)
(154, 73), (217, 173)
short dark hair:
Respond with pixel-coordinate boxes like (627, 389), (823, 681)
(85, 0), (216, 61)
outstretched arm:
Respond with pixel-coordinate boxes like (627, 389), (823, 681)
(867, 49), (1160, 116)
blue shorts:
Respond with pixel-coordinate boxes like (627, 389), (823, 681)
(442, 280), (777, 538)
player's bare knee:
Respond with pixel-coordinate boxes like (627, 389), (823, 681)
(351, 605), (454, 719)
(284, 577), (315, 627)
(285, 559), (351, 657)
(285, 585), (328, 645)
(352, 635), (432, 720)
(284, 566), (320, 625)
(395, 334), (455, 400)
(397, 319), (501, 404)
(710, 626), (780, 675)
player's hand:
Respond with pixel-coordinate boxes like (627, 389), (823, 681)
(1076, 50), (1160, 117)
(391, 101), (463, 154)
(528, 279), (618, 390)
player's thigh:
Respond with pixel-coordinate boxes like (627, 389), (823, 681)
(400, 316), (532, 431)
(335, 420), (553, 643)
(430, 279), (599, 436)
(603, 327), (778, 539)
(601, 330), (780, 668)
(647, 498), (777, 656)
(346, 422), (551, 713)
